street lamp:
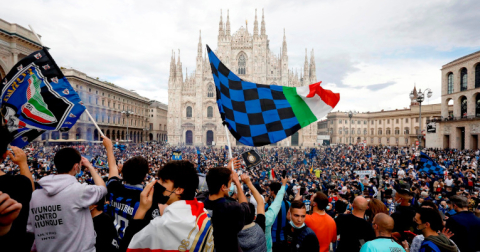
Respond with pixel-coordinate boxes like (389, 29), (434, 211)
(409, 88), (432, 149)
(345, 110), (358, 145)
(121, 110), (134, 143)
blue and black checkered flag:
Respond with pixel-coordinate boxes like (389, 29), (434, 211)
(417, 152), (444, 175)
(206, 45), (340, 146)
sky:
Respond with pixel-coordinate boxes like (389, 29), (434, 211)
(2, 0), (480, 112)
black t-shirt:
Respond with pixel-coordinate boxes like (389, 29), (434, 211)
(335, 214), (375, 252)
(0, 174), (34, 252)
(391, 205), (416, 239)
(204, 197), (251, 252)
(93, 213), (119, 252)
(106, 177), (158, 242)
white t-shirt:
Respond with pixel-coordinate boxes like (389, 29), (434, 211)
(445, 178), (454, 187)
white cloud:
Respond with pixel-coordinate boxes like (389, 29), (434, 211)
(1, 0), (479, 110)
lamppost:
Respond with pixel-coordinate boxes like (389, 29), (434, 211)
(121, 110), (134, 143)
(345, 110), (358, 145)
(409, 88), (432, 149)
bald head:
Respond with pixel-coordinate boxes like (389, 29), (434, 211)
(373, 213), (394, 234)
(353, 196), (368, 212)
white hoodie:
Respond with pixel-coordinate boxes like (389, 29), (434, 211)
(27, 174), (107, 252)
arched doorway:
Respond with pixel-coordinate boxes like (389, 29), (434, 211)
(76, 128), (81, 140)
(111, 130), (116, 140)
(62, 132), (69, 140)
(206, 130), (214, 145)
(149, 133), (153, 141)
(186, 130), (193, 145)
(87, 128), (92, 141)
(41, 132), (48, 141)
(93, 129), (99, 141)
(106, 130), (110, 138)
(476, 94), (480, 118)
(460, 96), (467, 118)
(291, 132), (299, 146)
(52, 131), (60, 140)
(121, 131), (124, 140)
(117, 131), (120, 140)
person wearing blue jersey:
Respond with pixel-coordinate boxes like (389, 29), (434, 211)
(360, 213), (405, 252)
(102, 136), (152, 243)
(264, 177), (288, 252)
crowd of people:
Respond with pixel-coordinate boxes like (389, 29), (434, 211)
(1, 124), (480, 252)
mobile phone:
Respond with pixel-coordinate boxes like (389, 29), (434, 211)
(282, 170), (287, 179)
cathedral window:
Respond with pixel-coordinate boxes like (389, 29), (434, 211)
(207, 106), (213, 118)
(238, 54), (246, 75)
(186, 106), (192, 118)
(207, 85), (214, 98)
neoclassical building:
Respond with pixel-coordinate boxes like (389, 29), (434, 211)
(167, 9), (318, 146)
(148, 100), (168, 142)
(426, 50), (480, 149)
(325, 86), (452, 147)
(0, 18), (42, 80)
(40, 68), (151, 143)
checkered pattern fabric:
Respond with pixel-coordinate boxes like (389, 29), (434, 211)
(418, 152), (445, 175)
(207, 45), (301, 146)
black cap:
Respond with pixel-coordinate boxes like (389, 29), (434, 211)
(397, 182), (412, 196)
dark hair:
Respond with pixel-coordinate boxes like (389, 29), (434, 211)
(54, 148), (81, 174)
(157, 161), (198, 200)
(450, 195), (468, 208)
(269, 182), (282, 195)
(246, 203), (256, 224)
(94, 196), (106, 211)
(290, 200), (306, 210)
(0, 125), (13, 161)
(421, 200), (438, 210)
(122, 156), (149, 185)
(206, 167), (232, 195)
(417, 207), (444, 232)
(313, 192), (329, 210)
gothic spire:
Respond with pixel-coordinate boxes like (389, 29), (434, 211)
(310, 49), (316, 82)
(303, 49), (309, 82)
(226, 10), (230, 36)
(261, 8), (266, 36)
(219, 9), (224, 37)
(282, 28), (287, 55)
(197, 30), (202, 57)
(254, 9), (259, 36)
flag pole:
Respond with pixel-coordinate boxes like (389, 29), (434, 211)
(224, 124), (234, 170)
(28, 25), (43, 47)
(85, 109), (105, 137)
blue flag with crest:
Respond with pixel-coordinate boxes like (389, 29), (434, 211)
(1, 48), (85, 148)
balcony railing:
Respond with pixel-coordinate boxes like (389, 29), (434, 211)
(427, 115), (480, 124)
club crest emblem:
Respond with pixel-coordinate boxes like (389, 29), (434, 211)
(21, 74), (58, 124)
(17, 65), (23, 71)
(43, 64), (50, 70)
(79, 101), (84, 105)
(22, 136), (28, 142)
(51, 77), (58, 83)
(69, 113), (76, 118)
(34, 53), (42, 59)
(65, 122), (72, 125)
(63, 89), (69, 95)
(247, 152), (256, 163)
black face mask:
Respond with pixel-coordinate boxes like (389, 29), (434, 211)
(153, 182), (176, 205)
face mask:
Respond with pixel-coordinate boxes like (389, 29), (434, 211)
(229, 183), (235, 197)
(75, 164), (82, 178)
(387, 199), (392, 203)
(154, 182), (176, 205)
(326, 206), (331, 210)
(438, 196), (442, 199)
(289, 213), (305, 229)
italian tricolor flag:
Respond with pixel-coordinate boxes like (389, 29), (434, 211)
(282, 82), (340, 129)
(268, 168), (275, 180)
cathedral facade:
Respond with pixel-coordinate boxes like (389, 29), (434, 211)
(167, 9), (319, 147)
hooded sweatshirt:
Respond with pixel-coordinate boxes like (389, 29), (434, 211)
(27, 174), (107, 252)
(423, 234), (458, 252)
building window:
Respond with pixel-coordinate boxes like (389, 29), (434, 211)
(476, 94), (480, 117)
(345, 128), (348, 134)
(396, 138), (399, 144)
(415, 118), (418, 123)
(339, 128), (342, 134)
(461, 96), (467, 118)
(207, 106), (213, 118)
(405, 118), (409, 123)
(448, 73), (454, 94)
(345, 120), (348, 124)
(405, 138), (409, 144)
(339, 119), (342, 124)
(387, 119), (390, 124)
(461, 68), (468, 91)
(370, 137), (373, 143)
(364, 120), (367, 124)
(404, 127), (410, 134)
(371, 120), (374, 124)
(352, 120), (355, 124)
(378, 129), (382, 135)
(386, 128), (391, 135)
(371, 128), (374, 135)
(396, 119), (399, 124)
(395, 128), (400, 135)
(476, 64), (480, 88)
(364, 129), (367, 135)
(207, 85), (215, 98)
(378, 138), (381, 144)
(379, 120), (382, 124)
(387, 138), (390, 144)
(357, 128), (361, 134)
(186, 106), (192, 118)
(238, 54), (246, 75)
